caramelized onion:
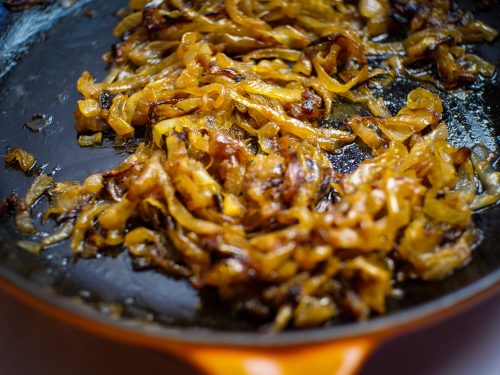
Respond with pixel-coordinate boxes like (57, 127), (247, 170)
(4, 148), (36, 173)
(9, 0), (499, 330)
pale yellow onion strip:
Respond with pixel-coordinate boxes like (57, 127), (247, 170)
(152, 113), (220, 147)
(129, 0), (149, 10)
(314, 62), (371, 93)
(233, 114), (258, 136)
(71, 203), (110, 253)
(4, 148), (36, 173)
(162, 174), (224, 236)
(242, 48), (302, 62)
(225, 0), (271, 32)
(129, 152), (225, 235)
(125, 227), (160, 256)
(153, 116), (194, 146)
(77, 99), (100, 117)
(25, 174), (53, 207)
(364, 41), (405, 56)
(113, 11), (143, 37)
(236, 79), (303, 102)
(229, 90), (354, 143)
(40, 221), (75, 248)
(307, 79), (333, 115)
(108, 95), (135, 137)
(470, 145), (500, 210)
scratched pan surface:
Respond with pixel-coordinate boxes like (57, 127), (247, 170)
(0, 0), (499, 344)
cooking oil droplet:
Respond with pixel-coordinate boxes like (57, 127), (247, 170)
(78, 289), (91, 300)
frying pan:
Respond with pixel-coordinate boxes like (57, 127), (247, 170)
(0, 1), (499, 374)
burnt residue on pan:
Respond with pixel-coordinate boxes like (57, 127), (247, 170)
(3, 0), (54, 12)
(0, 0), (499, 332)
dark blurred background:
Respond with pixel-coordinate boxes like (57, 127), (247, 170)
(0, 290), (498, 375)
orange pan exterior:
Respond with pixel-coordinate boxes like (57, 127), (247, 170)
(0, 273), (498, 375)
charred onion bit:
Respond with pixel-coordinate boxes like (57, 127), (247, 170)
(0, 193), (18, 217)
(388, 0), (498, 88)
(11, 0), (500, 330)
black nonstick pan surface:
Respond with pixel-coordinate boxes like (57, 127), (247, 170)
(0, 0), (499, 346)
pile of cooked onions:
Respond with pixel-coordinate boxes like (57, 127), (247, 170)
(9, 0), (500, 329)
